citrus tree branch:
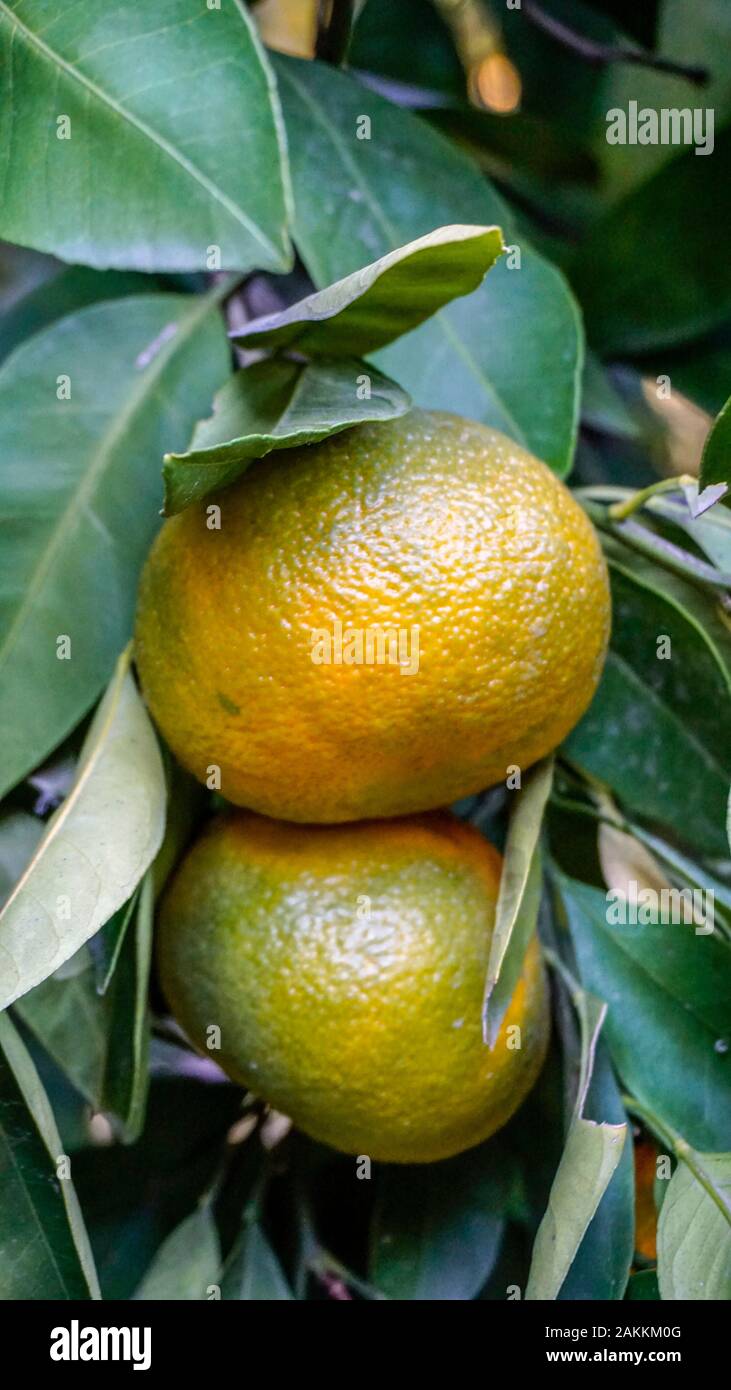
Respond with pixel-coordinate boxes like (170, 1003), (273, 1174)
(316, 0), (356, 65)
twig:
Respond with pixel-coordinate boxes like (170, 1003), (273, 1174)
(523, 1), (708, 86)
(316, 0), (355, 66)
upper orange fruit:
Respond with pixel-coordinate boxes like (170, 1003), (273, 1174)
(135, 410), (609, 821)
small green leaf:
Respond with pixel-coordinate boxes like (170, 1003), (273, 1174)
(0, 1010), (99, 1299)
(233, 225), (504, 357)
(0, 0), (292, 273)
(482, 757), (553, 1047)
(699, 394), (731, 504)
(275, 54), (582, 477)
(134, 1204), (221, 1301)
(525, 980), (626, 1301)
(0, 650), (166, 1010)
(163, 357), (411, 514)
(221, 1220), (293, 1301)
(658, 1152), (731, 1300)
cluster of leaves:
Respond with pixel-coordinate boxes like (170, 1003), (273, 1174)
(0, 0), (729, 1301)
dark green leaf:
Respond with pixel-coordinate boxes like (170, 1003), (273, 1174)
(234, 225), (504, 356)
(370, 1144), (509, 1300)
(625, 1269), (660, 1300)
(350, 0), (465, 99)
(0, 290), (230, 798)
(0, 266), (153, 365)
(221, 1220), (293, 1300)
(163, 357), (411, 514)
(699, 394), (731, 501)
(557, 876), (731, 1151)
(275, 55), (582, 477)
(0, 0), (291, 272)
(99, 872), (154, 1141)
(573, 126), (731, 354)
(582, 352), (640, 439)
(91, 891), (140, 996)
(16, 950), (108, 1109)
(134, 1203), (220, 1301)
(0, 651), (166, 1010)
(566, 537), (731, 857)
(0, 1010), (99, 1298)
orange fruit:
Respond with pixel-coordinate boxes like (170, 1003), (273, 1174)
(136, 410), (609, 821)
(158, 809), (549, 1163)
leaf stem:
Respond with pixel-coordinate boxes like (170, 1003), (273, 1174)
(607, 475), (696, 521)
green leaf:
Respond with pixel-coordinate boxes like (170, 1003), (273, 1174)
(626, 1269), (660, 1300)
(699, 394), (731, 501)
(565, 537), (731, 857)
(350, 0), (465, 100)
(0, 650), (166, 1010)
(134, 1204), (221, 1300)
(0, 1010), (99, 1299)
(274, 55), (582, 477)
(221, 1220), (293, 1300)
(370, 1144), (508, 1300)
(645, 492), (731, 571)
(92, 891), (140, 996)
(482, 758), (553, 1047)
(12, 875), (154, 1141)
(163, 357), (411, 514)
(0, 265), (155, 366)
(658, 1152), (731, 1299)
(0, 0), (291, 273)
(0, 290), (230, 799)
(99, 871), (154, 1141)
(525, 983), (626, 1301)
(234, 224), (504, 356)
(572, 125), (731, 354)
(558, 1039), (634, 1301)
(581, 352), (640, 439)
(15, 949), (107, 1109)
(0, 812), (42, 904)
(557, 876), (731, 1151)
